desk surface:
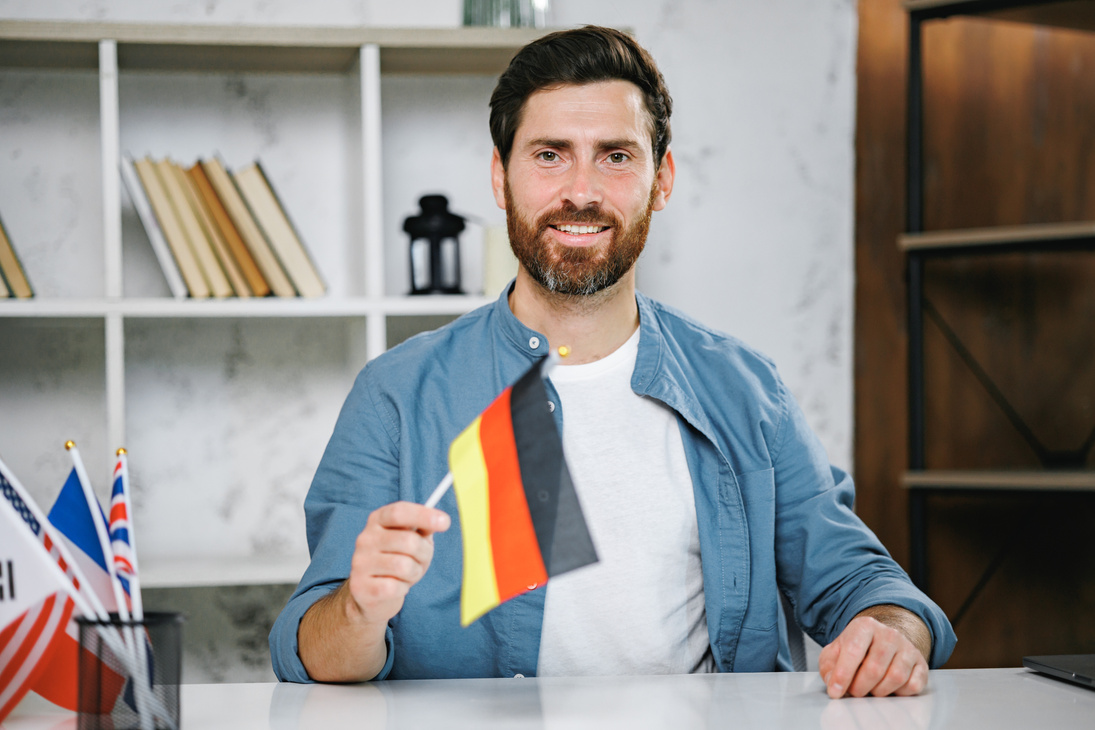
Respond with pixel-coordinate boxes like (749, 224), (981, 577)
(6, 668), (1095, 729)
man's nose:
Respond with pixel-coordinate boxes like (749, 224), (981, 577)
(559, 158), (603, 210)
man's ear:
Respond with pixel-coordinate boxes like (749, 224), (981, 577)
(652, 148), (676, 211)
(491, 147), (507, 210)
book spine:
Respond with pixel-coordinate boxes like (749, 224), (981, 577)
(120, 154), (188, 299)
(134, 156), (209, 298)
(0, 212), (35, 298)
(189, 162), (270, 297)
(234, 162), (326, 298)
(158, 159), (232, 298)
(179, 164), (251, 298)
(203, 157), (296, 298)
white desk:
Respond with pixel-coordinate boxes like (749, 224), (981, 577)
(6, 668), (1094, 729)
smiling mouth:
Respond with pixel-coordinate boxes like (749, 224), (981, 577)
(551, 224), (609, 235)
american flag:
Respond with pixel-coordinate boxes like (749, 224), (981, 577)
(0, 469), (84, 596)
(0, 591), (76, 721)
(0, 467), (78, 722)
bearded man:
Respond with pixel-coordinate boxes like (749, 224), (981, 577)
(270, 26), (955, 698)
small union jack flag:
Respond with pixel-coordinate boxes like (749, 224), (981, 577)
(109, 452), (136, 588)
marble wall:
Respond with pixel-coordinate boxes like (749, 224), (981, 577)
(0, 0), (856, 683)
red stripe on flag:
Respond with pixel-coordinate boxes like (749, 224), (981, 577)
(0, 596), (54, 691)
(479, 387), (548, 603)
(0, 593), (75, 723)
(31, 623), (127, 713)
(110, 503), (127, 522)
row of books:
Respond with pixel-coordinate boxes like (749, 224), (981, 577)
(122, 155), (326, 298)
(0, 212), (34, 299)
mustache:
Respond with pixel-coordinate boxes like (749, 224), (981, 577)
(538, 204), (618, 230)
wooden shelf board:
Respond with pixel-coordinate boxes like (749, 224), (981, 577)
(382, 294), (492, 315)
(903, 470), (1095, 491)
(899, 221), (1095, 252)
(905, 1), (1095, 32)
(0, 295), (491, 318)
(140, 554), (309, 588)
(0, 21), (552, 74)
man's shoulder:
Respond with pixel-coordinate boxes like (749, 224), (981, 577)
(639, 294), (780, 377)
(366, 303), (494, 376)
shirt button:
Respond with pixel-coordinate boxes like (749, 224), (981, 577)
(514, 673), (525, 679)
(526, 583), (538, 591)
(529, 336), (540, 350)
(547, 401), (555, 413)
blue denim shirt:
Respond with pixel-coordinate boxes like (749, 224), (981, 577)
(270, 287), (956, 681)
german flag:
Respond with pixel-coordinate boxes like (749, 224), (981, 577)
(448, 355), (597, 626)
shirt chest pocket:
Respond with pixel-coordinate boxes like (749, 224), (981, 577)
(736, 467), (777, 631)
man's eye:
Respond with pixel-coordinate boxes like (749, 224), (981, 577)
(539, 151), (557, 162)
(608, 152), (628, 163)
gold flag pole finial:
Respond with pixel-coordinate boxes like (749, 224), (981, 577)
(64, 440), (76, 450)
(116, 447), (127, 456)
(558, 345), (570, 359)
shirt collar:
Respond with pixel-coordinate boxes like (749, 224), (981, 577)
(491, 279), (551, 360)
(490, 281), (671, 397)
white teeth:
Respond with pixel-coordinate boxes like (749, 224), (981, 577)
(556, 225), (604, 234)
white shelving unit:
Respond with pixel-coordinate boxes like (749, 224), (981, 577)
(0, 20), (539, 587)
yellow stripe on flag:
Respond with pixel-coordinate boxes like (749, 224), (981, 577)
(449, 415), (500, 626)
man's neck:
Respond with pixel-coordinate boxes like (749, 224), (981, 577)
(508, 269), (640, 365)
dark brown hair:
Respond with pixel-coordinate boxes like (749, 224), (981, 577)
(489, 25), (673, 167)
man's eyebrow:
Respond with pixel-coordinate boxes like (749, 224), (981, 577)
(523, 137), (646, 154)
(525, 137), (572, 150)
(597, 138), (645, 154)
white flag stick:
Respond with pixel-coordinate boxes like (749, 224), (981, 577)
(424, 472), (453, 509)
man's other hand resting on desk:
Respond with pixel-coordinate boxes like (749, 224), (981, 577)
(820, 605), (932, 698)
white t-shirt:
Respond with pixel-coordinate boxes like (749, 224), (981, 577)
(537, 329), (715, 676)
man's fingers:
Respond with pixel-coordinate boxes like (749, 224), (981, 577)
(366, 551), (429, 584)
(372, 501), (451, 535)
(893, 661), (929, 697)
(847, 634), (902, 698)
(364, 525), (435, 565)
(820, 616), (932, 699)
(824, 622), (874, 698)
(346, 502), (449, 625)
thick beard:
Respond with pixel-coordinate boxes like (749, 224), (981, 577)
(504, 179), (656, 297)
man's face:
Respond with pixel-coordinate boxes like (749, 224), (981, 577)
(491, 80), (674, 296)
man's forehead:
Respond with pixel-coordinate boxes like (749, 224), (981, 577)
(514, 80), (653, 144)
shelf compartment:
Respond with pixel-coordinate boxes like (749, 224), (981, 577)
(0, 295), (490, 317)
(905, 0), (1095, 32)
(0, 21), (548, 74)
(140, 554), (310, 588)
(903, 469), (1095, 491)
(899, 221), (1095, 253)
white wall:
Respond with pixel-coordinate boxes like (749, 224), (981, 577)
(0, 0), (857, 681)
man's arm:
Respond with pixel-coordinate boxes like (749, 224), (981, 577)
(297, 502), (450, 682)
(817, 604), (931, 698)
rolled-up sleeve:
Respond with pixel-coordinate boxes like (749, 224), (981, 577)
(269, 366), (402, 682)
(771, 379), (957, 668)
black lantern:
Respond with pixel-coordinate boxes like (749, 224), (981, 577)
(404, 194), (465, 295)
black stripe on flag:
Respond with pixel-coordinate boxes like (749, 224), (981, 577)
(510, 357), (598, 578)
